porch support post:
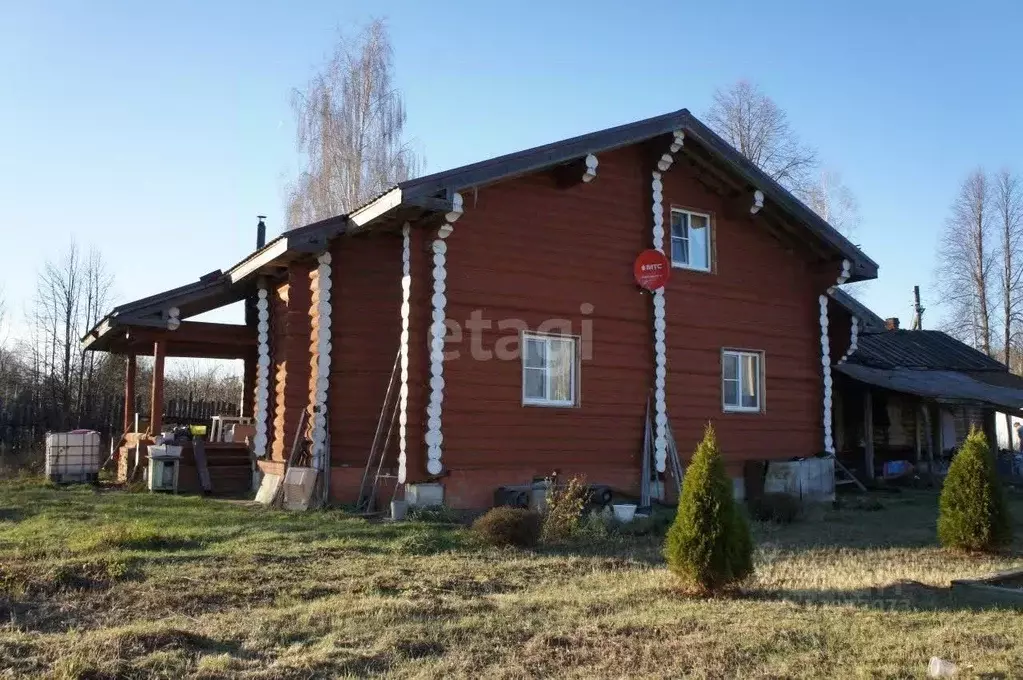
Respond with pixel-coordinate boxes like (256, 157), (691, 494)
(150, 340), (166, 435)
(923, 403), (936, 467)
(123, 354), (136, 433)
(650, 129), (684, 474)
(983, 409), (997, 454)
(241, 350), (255, 418)
(863, 388), (875, 479)
(914, 401), (922, 464)
(426, 193), (463, 477)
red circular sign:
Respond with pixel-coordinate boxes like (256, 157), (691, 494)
(633, 249), (670, 290)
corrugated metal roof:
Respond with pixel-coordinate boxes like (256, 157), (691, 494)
(849, 330), (1006, 372)
(835, 363), (1023, 411)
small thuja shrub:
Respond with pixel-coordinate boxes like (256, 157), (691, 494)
(664, 424), (753, 593)
(472, 507), (541, 548)
(938, 427), (1012, 552)
(541, 475), (588, 543)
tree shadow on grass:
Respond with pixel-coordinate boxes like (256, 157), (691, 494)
(536, 534), (666, 567)
(0, 507), (27, 522)
(745, 580), (1023, 613)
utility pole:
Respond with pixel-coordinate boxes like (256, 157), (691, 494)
(911, 285), (925, 330)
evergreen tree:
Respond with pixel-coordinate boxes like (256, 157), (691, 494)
(938, 427), (1012, 552)
(664, 424), (753, 592)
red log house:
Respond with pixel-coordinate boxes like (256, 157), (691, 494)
(84, 109), (882, 508)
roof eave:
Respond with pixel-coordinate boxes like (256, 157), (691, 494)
(679, 115), (879, 281)
(346, 187), (403, 234)
(347, 109), (878, 277)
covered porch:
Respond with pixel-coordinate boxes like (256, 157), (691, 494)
(80, 250), (272, 496)
(833, 335), (1023, 481)
(90, 319), (258, 495)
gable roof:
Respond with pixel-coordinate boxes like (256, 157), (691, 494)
(381, 108), (878, 281)
(84, 106), (880, 352)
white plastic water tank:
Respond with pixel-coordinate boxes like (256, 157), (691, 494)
(45, 430), (101, 483)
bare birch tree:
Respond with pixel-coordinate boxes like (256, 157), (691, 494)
(705, 80), (818, 195)
(286, 19), (420, 228)
(75, 248), (113, 420)
(0, 287), (10, 389)
(803, 168), (861, 239)
(995, 169), (1023, 363)
(165, 360), (243, 404)
(936, 170), (995, 354)
(36, 243), (82, 424)
(981, 168), (1023, 447)
(31, 242), (113, 427)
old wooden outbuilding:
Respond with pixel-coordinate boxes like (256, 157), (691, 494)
(827, 289), (1023, 479)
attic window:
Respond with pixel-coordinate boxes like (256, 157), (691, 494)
(670, 209), (712, 272)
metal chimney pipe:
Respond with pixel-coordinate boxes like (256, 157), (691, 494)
(256, 215), (267, 249)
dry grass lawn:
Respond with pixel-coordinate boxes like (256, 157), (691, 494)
(1, 477), (1022, 678)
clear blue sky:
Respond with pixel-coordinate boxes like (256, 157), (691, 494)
(2, 0), (1021, 337)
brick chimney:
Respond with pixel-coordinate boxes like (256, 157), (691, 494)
(885, 317), (900, 331)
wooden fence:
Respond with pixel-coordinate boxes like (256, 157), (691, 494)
(0, 392), (238, 454)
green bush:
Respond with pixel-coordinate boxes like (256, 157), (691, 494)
(472, 507), (541, 548)
(578, 510), (616, 539)
(748, 492), (802, 524)
(937, 428), (1013, 552)
(541, 476), (588, 543)
(664, 424), (753, 592)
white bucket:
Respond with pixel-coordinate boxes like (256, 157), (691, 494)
(612, 504), (637, 523)
(927, 657), (958, 678)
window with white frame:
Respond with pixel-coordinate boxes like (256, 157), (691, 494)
(722, 350), (763, 412)
(670, 209), (712, 272)
(522, 332), (578, 407)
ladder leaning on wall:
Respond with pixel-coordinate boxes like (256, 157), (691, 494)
(355, 350), (402, 513)
(639, 394), (685, 508)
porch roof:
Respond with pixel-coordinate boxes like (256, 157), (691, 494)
(81, 216), (348, 353)
(85, 321), (256, 359)
(834, 363), (1023, 412)
(837, 325), (1023, 411)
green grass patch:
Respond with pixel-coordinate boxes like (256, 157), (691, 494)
(1, 479), (1022, 678)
